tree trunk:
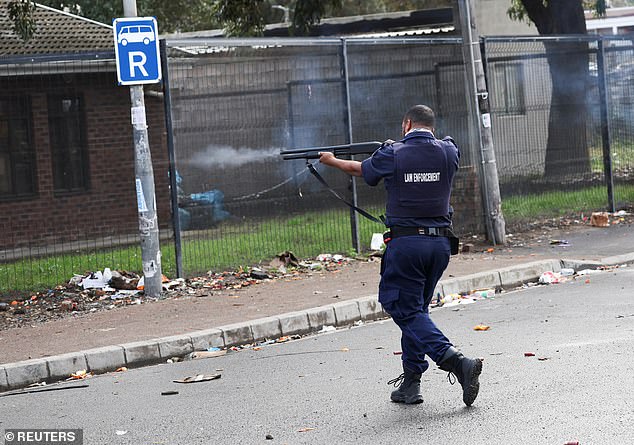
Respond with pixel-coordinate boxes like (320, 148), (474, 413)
(521, 0), (591, 178)
(543, 40), (591, 178)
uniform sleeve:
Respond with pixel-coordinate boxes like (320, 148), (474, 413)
(442, 136), (460, 168)
(361, 144), (395, 186)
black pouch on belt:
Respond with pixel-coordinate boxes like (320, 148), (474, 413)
(448, 233), (460, 255)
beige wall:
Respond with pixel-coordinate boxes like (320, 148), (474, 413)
(474, 0), (535, 36)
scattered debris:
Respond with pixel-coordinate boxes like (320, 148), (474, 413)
(298, 428), (315, 433)
(590, 212), (609, 227)
(191, 349), (227, 360)
(0, 383), (89, 398)
(265, 434), (274, 440)
(115, 431), (128, 436)
(115, 367), (128, 373)
(473, 324), (490, 331)
(68, 370), (92, 380)
(393, 351), (402, 355)
(549, 239), (570, 246)
(249, 268), (269, 280)
(538, 271), (560, 284)
(0, 252), (354, 330)
(537, 357), (550, 361)
(173, 374), (221, 384)
(432, 288), (496, 308)
(524, 352), (535, 357)
(370, 233), (384, 251)
(576, 269), (602, 276)
(319, 325), (336, 333)
(161, 390), (179, 396)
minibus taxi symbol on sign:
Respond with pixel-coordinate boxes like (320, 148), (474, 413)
(113, 17), (162, 85)
(118, 25), (155, 46)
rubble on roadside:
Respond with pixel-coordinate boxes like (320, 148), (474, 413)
(0, 252), (353, 330)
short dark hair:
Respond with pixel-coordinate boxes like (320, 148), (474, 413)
(403, 105), (435, 128)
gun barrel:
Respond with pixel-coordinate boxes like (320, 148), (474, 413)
(280, 141), (382, 160)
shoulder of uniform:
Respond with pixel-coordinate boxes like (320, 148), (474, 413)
(441, 136), (456, 146)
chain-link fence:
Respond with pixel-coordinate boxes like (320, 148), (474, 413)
(0, 52), (174, 294)
(164, 37), (481, 277)
(483, 36), (634, 230)
(6, 35), (632, 295)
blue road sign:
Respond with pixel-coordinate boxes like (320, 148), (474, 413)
(113, 17), (162, 85)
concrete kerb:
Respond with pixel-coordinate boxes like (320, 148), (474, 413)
(306, 305), (336, 330)
(250, 316), (282, 342)
(561, 259), (604, 272)
(600, 252), (634, 267)
(0, 366), (8, 392)
(279, 311), (311, 336)
(357, 295), (383, 321)
(332, 300), (362, 326)
(121, 340), (161, 367)
(441, 270), (502, 297)
(4, 254), (634, 392)
(157, 335), (194, 359)
(498, 260), (561, 289)
(4, 358), (49, 389)
(189, 328), (225, 351)
(47, 352), (88, 381)
(85, 346), (126, 374)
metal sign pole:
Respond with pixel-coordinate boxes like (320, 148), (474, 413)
(123, 0), (162, 297)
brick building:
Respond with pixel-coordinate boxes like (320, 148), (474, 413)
(0, 1), (170, 252)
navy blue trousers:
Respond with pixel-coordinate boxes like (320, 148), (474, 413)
(379, 235), (453, 374)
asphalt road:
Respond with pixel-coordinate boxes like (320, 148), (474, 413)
(2, 268), (633, 445)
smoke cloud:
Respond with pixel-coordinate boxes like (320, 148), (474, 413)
(184, 145), (282, 169)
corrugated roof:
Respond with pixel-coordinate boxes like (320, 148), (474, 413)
(0, 0), (113, 56)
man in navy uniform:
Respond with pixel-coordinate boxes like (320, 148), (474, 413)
(318, 104), (482, 406)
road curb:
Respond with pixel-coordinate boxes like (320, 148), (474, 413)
(2, 254), (633, 392)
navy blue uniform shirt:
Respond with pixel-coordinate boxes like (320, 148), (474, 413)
(360, 129), (460, 228)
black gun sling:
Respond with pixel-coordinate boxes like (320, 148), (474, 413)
(306, 163), (385, 225)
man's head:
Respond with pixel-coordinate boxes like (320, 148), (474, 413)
(402, 105), (435, 136)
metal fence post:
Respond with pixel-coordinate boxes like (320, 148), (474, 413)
(340, 38), (361, 253)
(160, 39), (183, 278)
(597, 37), (616, 213)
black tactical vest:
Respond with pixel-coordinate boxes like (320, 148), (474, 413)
(386, 134), (457, 218)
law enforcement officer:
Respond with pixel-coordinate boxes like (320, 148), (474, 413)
(318, 105), (482, 406)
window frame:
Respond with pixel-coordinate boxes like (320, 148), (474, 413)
(0, 96), (37, 200)
(47, 93), (91, 194)
(492, 62), (527, 116)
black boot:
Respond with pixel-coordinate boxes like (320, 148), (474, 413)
(438, 346), (483, 406)
(388, 367), (424, 404)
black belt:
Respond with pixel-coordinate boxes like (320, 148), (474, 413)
(384, 226), (453, 243)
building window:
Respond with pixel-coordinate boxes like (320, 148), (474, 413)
(48, 95), (89, 192)
(0, 97), (36, 198)
(492, 63), (526, 115)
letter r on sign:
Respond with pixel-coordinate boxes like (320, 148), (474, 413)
(129, 51), (149, 77)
